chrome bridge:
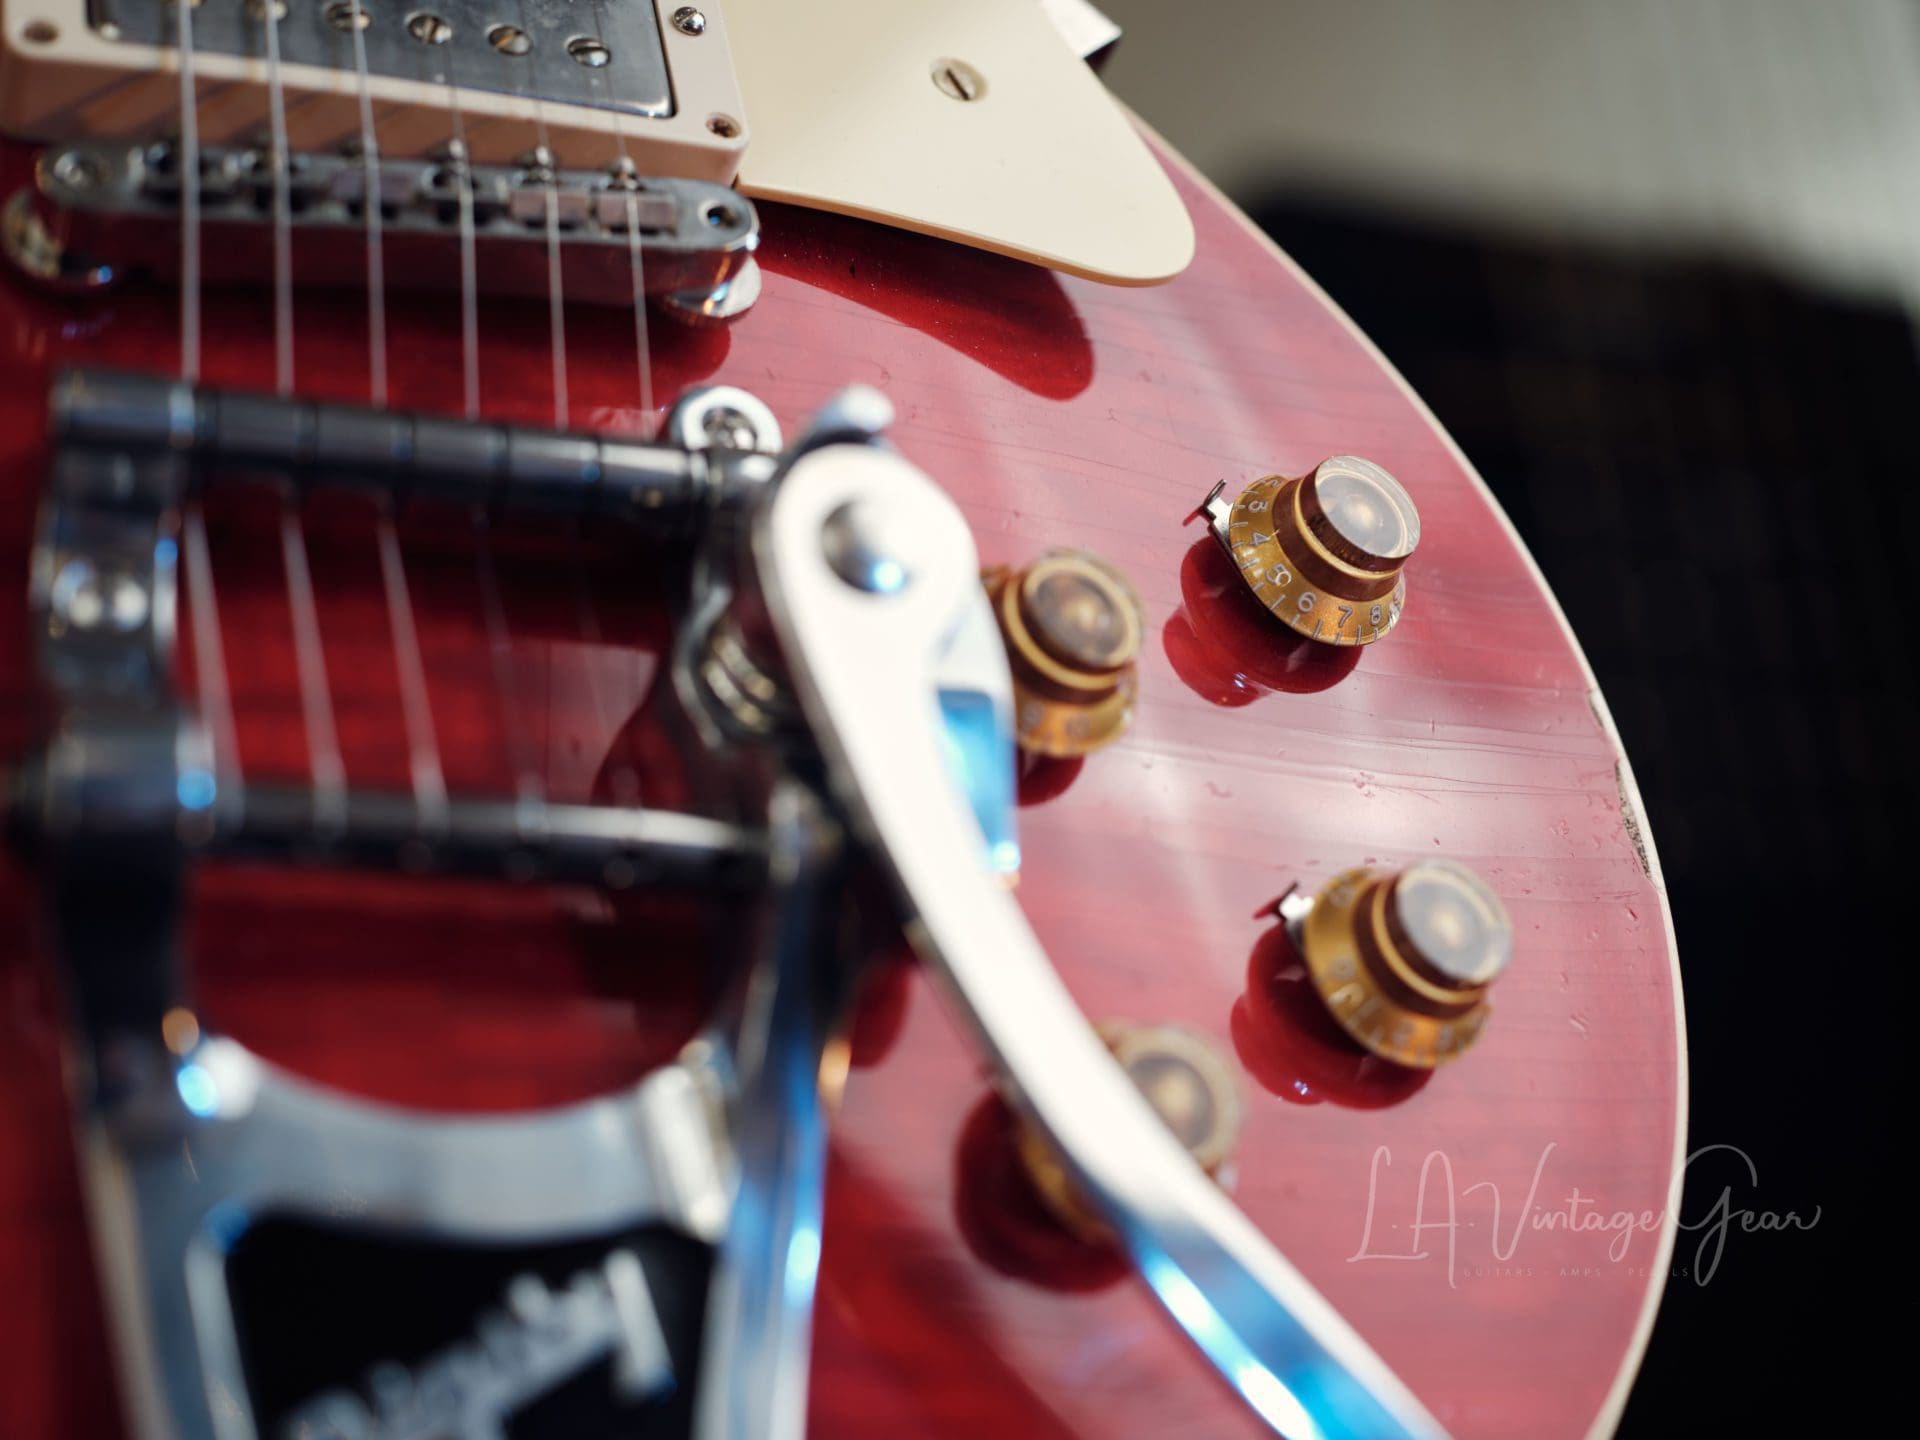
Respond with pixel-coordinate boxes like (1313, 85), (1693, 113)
(3, 140), (760, 314)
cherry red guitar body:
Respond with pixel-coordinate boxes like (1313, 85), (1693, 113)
(0, 129), (1684, 1439)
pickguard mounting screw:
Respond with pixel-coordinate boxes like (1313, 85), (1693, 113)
(931, 58), (985, 102)
(671, 6), (705, 36)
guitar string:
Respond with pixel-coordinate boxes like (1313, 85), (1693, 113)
(411, 27), (544, 821)
(280, 502), (348, 830)
(261, 0), (294, 397)
(343, 0), (447, 826)
(262, 0), (344, 830)
(511, 0), (571, 430)
(183, 505), (244, 822)
(416, 35), (483, 424)
(593, 0), (656, 431)
(378, 516), (451, 827)
(345, 0), (387, 408)
(566, 519), (641, 805)
(564, 0), (660, 806)
(452, 83), (482, 423)
(475, 512), (548, 824)
(174, 0), (201, 383)
(459, 7), (566, 817)
(170, 0), (235, 814)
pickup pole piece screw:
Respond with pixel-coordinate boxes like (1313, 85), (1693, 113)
(568, 36), (612, 68)
(407, 11), (452, 45)
(322, 0), (368, 31)
(487, 23), (530, 56)
(671, 6), (705, 36)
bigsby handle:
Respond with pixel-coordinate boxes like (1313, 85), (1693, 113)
(753, 411), (1448, 1440)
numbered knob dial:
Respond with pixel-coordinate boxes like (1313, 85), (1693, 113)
(1199, 455), (1419, 646)
(1016, 1021), (1243, 1241)
(1288, 860), (1513, 1068)
(984, 550), (1144, 757)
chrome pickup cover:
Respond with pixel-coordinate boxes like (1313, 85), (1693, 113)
(87, 0), (674, 118)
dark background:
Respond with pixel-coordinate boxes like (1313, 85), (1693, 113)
(1097, 1), (1912, 1431)
(1250, 195), (1908, 1434)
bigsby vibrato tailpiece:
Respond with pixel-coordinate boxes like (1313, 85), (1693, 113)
(9, 372), (1446, 1440)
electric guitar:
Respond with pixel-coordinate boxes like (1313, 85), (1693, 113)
(0, 3), (1684, 1437)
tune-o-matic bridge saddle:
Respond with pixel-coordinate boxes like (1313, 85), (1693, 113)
(5, 141), (761, 312)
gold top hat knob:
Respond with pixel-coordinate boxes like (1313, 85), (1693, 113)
(985, 549), (1144, 757)
(1290, 860), (1513, 1068)
(1015, 1020), (1243, 1240)
(1198, 455), (1420, 647)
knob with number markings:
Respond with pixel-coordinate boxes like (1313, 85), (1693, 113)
(1277, 860), (1514, 1069)
(1196, 455), (1419, 647)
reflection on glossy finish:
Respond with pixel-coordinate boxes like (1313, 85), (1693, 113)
(1165, 537), (1362, 704)
(1016, 751), (1085, 806)
(1307, 457), (1421, 567)
(753, 202), (1095, 400)
(953, 1094), (1128, 1293)
(1231, 924), (1431, 1110)
(1395, 861), (1513, 987)
(846, 954), (913, 1069)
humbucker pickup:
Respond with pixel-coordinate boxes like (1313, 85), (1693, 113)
(0, 0), (745, 176)
(4, 139), (759, 309)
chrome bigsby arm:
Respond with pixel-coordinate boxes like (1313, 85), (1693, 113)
(753, 396), (1449, 1440)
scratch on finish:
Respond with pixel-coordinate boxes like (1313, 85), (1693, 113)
(1614, 760), (1651, 877)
